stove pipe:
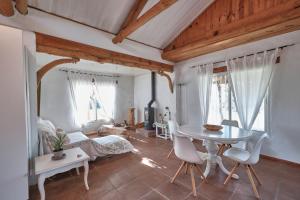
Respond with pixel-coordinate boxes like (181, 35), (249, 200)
(144, 72), (156, 130)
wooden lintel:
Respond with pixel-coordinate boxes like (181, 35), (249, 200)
(162, 0), (300, 62)
(0, 0), (14, 17)
(157, 70), (173, 94)
(120, 0), (148, 30)
(36, 33), (173, 72)
(15, 0), (28, 15)
(36, 57), (80, 116)
(113, 0), (177, 44)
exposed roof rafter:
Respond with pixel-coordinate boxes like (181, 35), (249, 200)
(113, 0), (177, 44)
(119, 0), (148, 31)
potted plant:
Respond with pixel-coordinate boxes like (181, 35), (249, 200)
(51, 133), (67, 160)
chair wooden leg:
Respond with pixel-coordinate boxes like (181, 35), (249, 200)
(249, 165), (262, 185)
(217, 144), (225, 156)
(246, 165), (260, 199)
(189, 164), (197, 197)
(195, 164), (207, 183)
(167, 148), (174, 159)
(185, 162), (189, 174)
(224, 162), (240, 185)
(171, 161), (186, 183)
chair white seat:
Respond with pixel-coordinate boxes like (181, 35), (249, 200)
(223, 132), (269, 199)
(197, 151), (208, 162)
(223, 147), (250, 163)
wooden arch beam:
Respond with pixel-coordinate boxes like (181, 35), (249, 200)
(37, 57), (80, 116)
(15, 0), (28, 15)
(156, 70), (173, 94)
(0, 0), (14, 17)
(113, 0), (177, 44)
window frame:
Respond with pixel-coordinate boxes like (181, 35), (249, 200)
(210, 71), (269, 132)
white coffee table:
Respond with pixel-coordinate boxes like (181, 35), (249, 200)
(35, 147), (90, 200)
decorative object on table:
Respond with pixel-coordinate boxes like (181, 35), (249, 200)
(51, 133), (67, 160)
(158, 106), (171, 123)
(203, 124), (223, 131)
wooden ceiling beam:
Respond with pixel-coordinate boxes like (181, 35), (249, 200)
(36, 57), (79, 116)
(113, 0), (177, 44)
(0, 0), (14, 17)
(120, 0), (148, 30)
(162, 0), (300, 62)
(36, 33), (173, 72)
(15, 0), (28, 15)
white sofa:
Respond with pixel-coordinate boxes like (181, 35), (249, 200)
(37, 118), (134, 160)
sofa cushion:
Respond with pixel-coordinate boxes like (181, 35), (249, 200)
(66, 131), (89, 144)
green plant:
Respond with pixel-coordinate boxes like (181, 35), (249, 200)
(51, 134), (67, 151)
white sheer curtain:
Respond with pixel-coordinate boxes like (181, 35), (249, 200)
(93, 76), (116, 121)
(68, 72), (93, 127)
(227, 49), (279, 130)
(198, 63), (214, 125)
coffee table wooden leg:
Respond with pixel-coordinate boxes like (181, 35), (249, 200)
(83, 160), (89, 190)
(38, 174), (46, 200)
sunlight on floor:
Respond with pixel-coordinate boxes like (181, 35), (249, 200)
(141, 157), (168, 169)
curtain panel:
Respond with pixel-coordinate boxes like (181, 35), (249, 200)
(68, 72), (93, 127)
(227, 49), (279, 130)
(93, 76), (116, 121)
(197, 63), (214, 125)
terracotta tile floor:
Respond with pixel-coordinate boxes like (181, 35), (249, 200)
(30, 132), (300, 200)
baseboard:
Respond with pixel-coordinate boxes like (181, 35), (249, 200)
(261, 154), (300, 167)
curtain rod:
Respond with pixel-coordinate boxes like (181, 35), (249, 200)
(59, 69), (120, 78)
(190, 44), (294, 68)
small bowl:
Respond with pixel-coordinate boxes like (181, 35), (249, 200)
(203, 124), (223, 131)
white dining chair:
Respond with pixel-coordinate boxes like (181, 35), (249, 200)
(169, 121), (208, 196)
(223, 131), (269, 199)
(217, 120), (239, 155)
(166, 120), (177, 158)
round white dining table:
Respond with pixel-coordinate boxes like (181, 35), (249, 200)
(177, 125), (253, 179)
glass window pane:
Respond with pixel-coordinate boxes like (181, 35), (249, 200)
(207, 74), (229, 125)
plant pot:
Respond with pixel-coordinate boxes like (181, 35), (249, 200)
(53, 149), (64, 160)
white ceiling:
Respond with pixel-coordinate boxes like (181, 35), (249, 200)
(28, 0), (214, 49)
(36, 53), (150, 76)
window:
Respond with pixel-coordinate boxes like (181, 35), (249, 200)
(207, 73), (266, 131)
(87, 83), (115, 122)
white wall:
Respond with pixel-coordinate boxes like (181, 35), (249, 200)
(134, 73), (176, 123)
(265, 44), (300, 163)
(40, 69), (134, 132)
(0, 25), (28, 200)
(174, 31), (300, 164)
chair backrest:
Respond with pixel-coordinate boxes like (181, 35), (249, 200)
(246, 131), (269, 164)
(221, 119), (239, 128)
(168, 120), (179, 141)
(168, 121), (204, 164)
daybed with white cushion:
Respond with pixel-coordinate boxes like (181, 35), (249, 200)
(37, 118), (134, 160)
